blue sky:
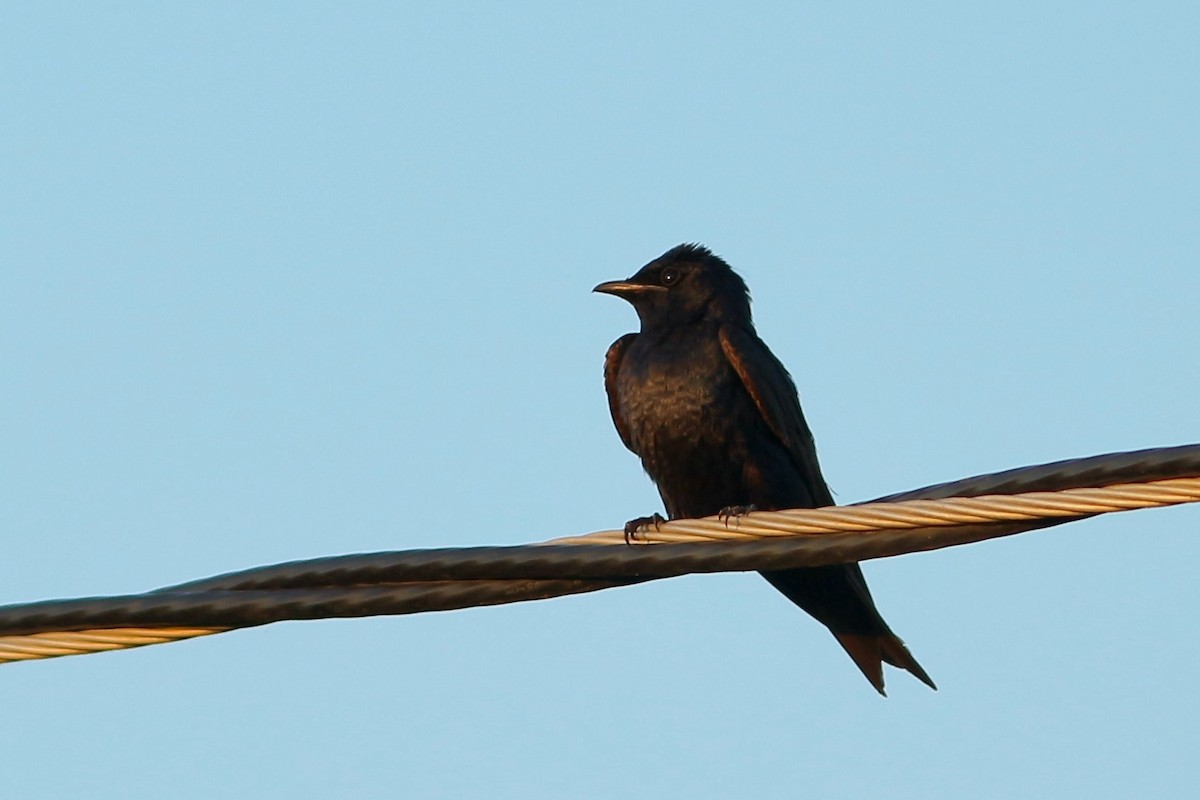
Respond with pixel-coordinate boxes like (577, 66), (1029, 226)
(3, 3), (1198, 797)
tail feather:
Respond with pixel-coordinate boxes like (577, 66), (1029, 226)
(834, 632), (937, 696)
(759, 566), (936, 695)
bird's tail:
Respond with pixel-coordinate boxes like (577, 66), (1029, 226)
(834, 632), (937, 696)
(760, 565), (936, 695)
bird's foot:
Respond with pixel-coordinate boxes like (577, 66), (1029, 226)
(717, 504), (757, 527)
(623, 513), (666, 544)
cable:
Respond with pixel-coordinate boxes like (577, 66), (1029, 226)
(2, 444), (1197, 664)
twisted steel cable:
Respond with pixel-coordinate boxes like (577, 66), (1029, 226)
(2, 444), (1198, 664)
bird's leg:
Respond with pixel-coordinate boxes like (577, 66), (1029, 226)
(623, 513), (666, 544)
(717, 504), (758, 527)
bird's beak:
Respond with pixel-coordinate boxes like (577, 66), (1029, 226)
(593, 280), (662, 298)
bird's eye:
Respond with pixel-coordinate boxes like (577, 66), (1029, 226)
(661, 268), (680, 286)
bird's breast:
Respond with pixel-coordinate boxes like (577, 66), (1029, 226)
(619, 337), (730, 435)
(612, 326), (809, 518)
(616, 332), (756, 492)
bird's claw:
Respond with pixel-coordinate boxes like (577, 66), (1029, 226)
(623, 513), (666, 544)
(717, 504), (757, 527)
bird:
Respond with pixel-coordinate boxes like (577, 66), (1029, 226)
(594, 243), (934, 695)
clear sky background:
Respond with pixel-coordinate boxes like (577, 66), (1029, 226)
(4, 3), (1198, 798)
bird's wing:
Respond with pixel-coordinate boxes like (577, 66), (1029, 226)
(721, 326), (935, 692)
(603, 333), (638, 453)
(718, 324), (834, 507)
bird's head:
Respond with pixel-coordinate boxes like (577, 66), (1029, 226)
(593, 243), (752, 330)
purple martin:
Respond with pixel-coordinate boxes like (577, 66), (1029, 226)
(596, 243), (934, 695)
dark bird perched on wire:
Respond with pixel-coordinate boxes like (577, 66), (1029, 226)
(595, 243), (934, 695)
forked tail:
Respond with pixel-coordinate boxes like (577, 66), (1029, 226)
(834, 632), (937, 696)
